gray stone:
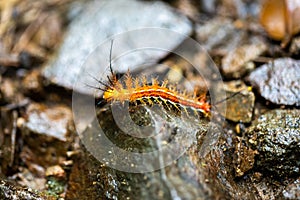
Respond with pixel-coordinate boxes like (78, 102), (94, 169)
(249, 58), (300, 106)
(43, 0), (192, 95)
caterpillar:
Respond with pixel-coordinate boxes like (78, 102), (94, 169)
(92, 43), (210, 118)
(99, 72), (211, 118)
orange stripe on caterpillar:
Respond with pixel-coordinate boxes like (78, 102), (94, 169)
(102, 73), (211, 116)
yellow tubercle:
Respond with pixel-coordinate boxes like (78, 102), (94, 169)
(103, 89), (114, 101)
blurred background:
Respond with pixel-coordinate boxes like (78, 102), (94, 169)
(0, 0), (299, 199)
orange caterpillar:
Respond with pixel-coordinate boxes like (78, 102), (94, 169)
(97, 72), (211, 117)
(94, 41), (211, 117)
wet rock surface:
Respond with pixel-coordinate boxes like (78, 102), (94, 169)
(66, 104), (260, 199)
(43, 0), (192, 95)
(247, 109), (300, 177)
(248, 58), (300, 106)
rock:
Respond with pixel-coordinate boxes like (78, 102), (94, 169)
(23, 103), (73, 142)
(43, 0), (192, 95)
(215, 80), (255, 122)
(45, 165), (66, 179)
(22, 69), (44, 96)
(0, 180), (51, 200)
(68, 102), (261, 199)
(19, 103), (73, 167)
(0, 78), (19, 103)
(221, 42), (266, 78)
(248, 58), (300, 106)
(82, 103), (210, 173)
(234, 136), (257, 177)
(195, 17), (266, 79)
(218, 0), (260, 18)
(198, 0), (260, 18)
(171, 0), (200, 20)
(290, 36), (300, 55)
(196, 18), (244, 52)
(12, 167), (46, 191)
(278, 177), (300, 200)
(247, 109), (300, 177)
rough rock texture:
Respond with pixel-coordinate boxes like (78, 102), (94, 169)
(215, 80), (255, 122)
(0, 180), (52, 200)
(247, 109), (300, 177)
(278, 178), (300, 199)
(248, 58), (300, 106)
(66, 103), (262, 199)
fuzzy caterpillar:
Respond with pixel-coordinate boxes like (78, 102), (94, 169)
(93, 41), (211, 117)
(100, 72), (211, 118)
